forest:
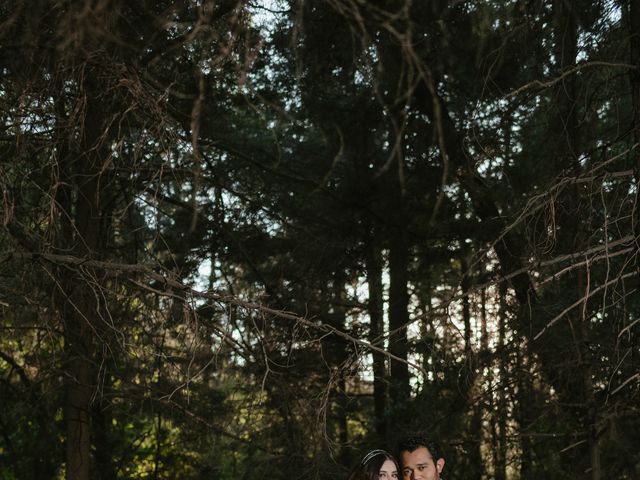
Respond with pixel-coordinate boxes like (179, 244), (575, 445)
(0, 0), (639, 479)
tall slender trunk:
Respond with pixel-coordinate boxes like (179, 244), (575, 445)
(461, 258), (472, 354)
(365, 226), (388, 439)
(483, 286), (502, 480)
(553, 2), (601, 478)
(628, 0), (640, 391)
(327, 272), (350, 466)
(516, 349), (533, 480)
(496, 282), (508, 480)
(420, 283), (436, 383)
(461, 257), (481, 479)
(629, 0), (640, 148)
(337, 374), (350, 467)
(576, 270), (601, 480)
(153, 413), (162, 480)
(376, 6), (411, 417)
(63, 186), (99, 480)
(388, 220), (410, 411)
(553, 0), (578, 166)
(93, 400), (118, 480)
(57, 67), (108, 480)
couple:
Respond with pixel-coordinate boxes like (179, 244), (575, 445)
(347, 435), (445, 480)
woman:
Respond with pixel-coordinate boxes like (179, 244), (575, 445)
(347, 449), (399, 480)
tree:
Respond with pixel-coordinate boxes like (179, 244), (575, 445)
(1, 1), (639, 479)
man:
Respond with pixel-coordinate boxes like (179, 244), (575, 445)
(398, 435), (445, 480)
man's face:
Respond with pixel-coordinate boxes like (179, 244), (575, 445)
(400, 447), (444, 480)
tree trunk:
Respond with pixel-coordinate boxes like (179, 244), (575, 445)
(57, 66), (108, 480)
(461, 257), (472, 354)
(461, 257), (482, 479)
(496, 282), (508, 480)
(388, 220), (410, 411)
(93, 401), (118, 480)
(372, 2), (413, 418)
(64, 315), (94, 480)
(516, 350), (533, 480)
(629, 0), (640, 147)
(365, 225), (388, 439)
(483, 286), (503, 480)
(553, 2), (602, 477)
(337, 374), (350, 467)
(628, 0), (640, 388)
(326, 272), (351, 466)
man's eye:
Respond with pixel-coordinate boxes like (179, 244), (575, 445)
(417, 466), (425, 472)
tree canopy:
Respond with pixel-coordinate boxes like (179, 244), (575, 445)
(0, 1), (639, 479)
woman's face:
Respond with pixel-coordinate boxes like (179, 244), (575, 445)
(378, 459), (398, 480)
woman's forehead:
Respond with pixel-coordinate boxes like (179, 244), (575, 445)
(380, 459), (398, 470)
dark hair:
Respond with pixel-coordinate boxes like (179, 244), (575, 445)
(346, 449), (399, 480)
(397, 435), (443, 461)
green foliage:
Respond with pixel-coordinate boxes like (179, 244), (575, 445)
(0, 0), (639, 479)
